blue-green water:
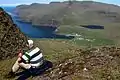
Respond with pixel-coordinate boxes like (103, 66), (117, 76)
(2, 6), (74, 39)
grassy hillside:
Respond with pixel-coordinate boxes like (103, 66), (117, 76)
(0, 39), (120, 80)
(0, 39), (79, 80)
(16, 1), (120, 25)
(57, 25), (115, 46)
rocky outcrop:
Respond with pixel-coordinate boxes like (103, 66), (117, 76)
(0, 7), (28, 60)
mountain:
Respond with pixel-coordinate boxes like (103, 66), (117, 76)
(0, 7), (28, 60)
(15, 1), (120, 45)
(0, 6), (120, 80)
(15, 1), (120, 26)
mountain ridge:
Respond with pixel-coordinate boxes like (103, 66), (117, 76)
(15, 1), (120, 26)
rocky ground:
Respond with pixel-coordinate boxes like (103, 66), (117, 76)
(32, 46), (120, 80)
(0, 7), (28, 60)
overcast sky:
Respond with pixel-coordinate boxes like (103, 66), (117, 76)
(0, 0), (120, 6)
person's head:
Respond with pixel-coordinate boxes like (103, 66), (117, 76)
(27, 40), (34, 49)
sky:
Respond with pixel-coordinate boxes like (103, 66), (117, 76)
(0, 0), (120, 6)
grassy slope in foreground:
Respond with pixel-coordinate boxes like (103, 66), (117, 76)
(0, 39), (120, 80)
(0, 39), (79, 80)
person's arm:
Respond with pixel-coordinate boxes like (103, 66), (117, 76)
(17, 49), (23, 63)
(19, 62), (31, 69)
(18, 57), (24, 63)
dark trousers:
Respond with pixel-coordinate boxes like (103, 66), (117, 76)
(28, 60), (53, 76)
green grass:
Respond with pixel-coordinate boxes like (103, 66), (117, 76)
(33, 39), (79, 62)
(57, 25), (115, 46)
(0, 57), (17, 80)
(0, 39), (80, 80)
(0, 39), (119, 80)
(69, 38), (114, 47)
(57, 25), (104, 38)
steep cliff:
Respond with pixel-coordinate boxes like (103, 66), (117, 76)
(0, 7), (28, 60)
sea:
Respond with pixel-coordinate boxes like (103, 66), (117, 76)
(1, 6), (74, 39)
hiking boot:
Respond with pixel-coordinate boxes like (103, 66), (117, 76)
(5, 71), (16, 78)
